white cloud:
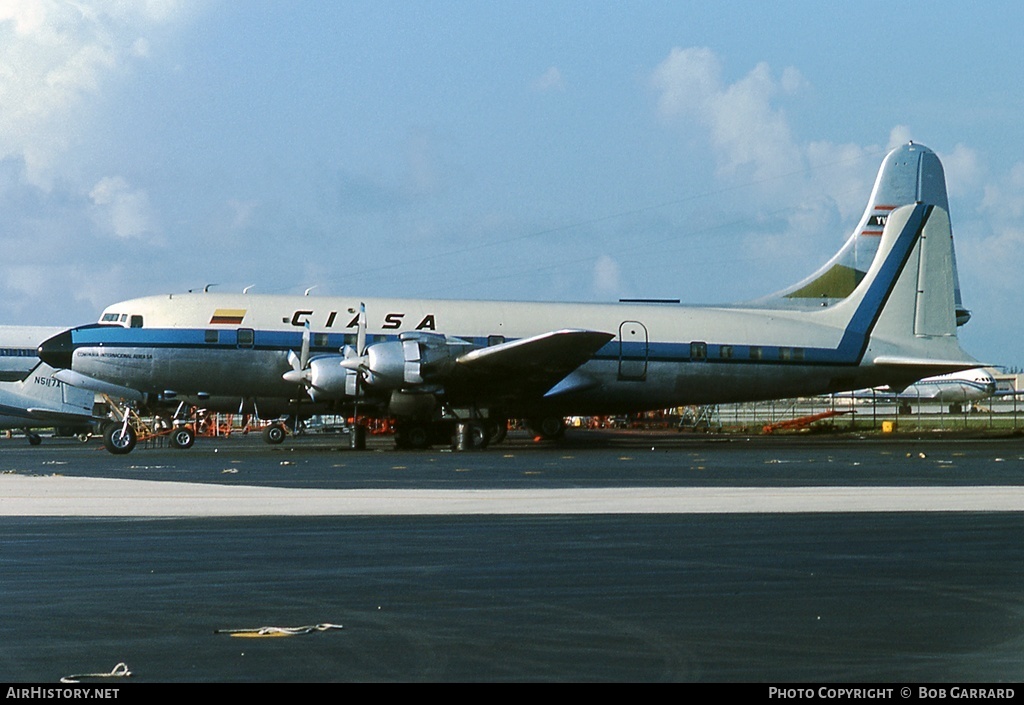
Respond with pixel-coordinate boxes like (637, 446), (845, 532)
(647, 47), (977, 296)
(592, 254), (623, 298)
(226, 199), (258, 230)
(940, 143), (984, 200)
(534, 66), (564, 92)
(887, 125), (913, 150)
(0, 0), (190, 188)
(650, 47), (804, 181)
(648, 47), (877, 262)
(89, 175), (156, 239)
(980, 160), (1024, 220)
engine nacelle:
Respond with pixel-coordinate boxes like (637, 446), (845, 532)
(305, 355), (357, 401)
(291, 333), (470, 401)
(362, 333), (464, 391)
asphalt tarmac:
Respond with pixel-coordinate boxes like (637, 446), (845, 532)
(3, 430), (1024, 682)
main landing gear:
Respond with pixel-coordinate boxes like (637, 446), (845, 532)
(393, 417), (508, 451)
(528, 416), (566, 440)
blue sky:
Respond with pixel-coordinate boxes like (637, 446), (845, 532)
(1, 1), (1022, 367)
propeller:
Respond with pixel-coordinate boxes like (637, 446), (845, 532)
(280, 304), (368, 400)
(341, 303), (367, 397)
(282, 322), (312, 386)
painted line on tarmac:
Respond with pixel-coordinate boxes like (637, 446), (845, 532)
(3, 475), (1024, 516)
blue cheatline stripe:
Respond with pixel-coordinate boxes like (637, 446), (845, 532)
(65, 205), (930, 369)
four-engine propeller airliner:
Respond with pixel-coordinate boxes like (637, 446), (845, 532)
(38, 142), (981, 454)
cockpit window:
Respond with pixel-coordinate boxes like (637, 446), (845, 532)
(130, 315), (143, 328)
(101, 313), (120, 323)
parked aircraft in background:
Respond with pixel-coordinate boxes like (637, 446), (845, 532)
(0, 327), (97, 444)
(835, 367), (997, 413)
(39, 142), (980, 454)
(0, 327), (66, 382)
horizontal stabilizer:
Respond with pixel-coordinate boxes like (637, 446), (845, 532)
(0, 403), (93, 423)
(872, 355), (984, 373)
(24, 408), (99, 423)
(53, 369), (147, 402)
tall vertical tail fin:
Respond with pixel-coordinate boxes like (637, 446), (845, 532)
(771, 141), (969, 325)
(822, 200), (978, 381)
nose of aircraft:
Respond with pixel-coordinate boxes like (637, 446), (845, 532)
(38, 329), (75, 370)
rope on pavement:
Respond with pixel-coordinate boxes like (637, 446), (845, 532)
(61, 662), (131, 683)
(214, 623), (344, 638)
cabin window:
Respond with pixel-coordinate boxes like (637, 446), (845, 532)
(719, 345), (733, 359)
(314, 333), (329, 347)
(749, 346), (762, 360)
(488, 335), (505, 347)
(690, 341), (707, 361)
(343, 333), (357, 347)
(793, 348), (805, 361)
(237, 328), (255, 348)
(205, 330), (220, 344)
(779, 347), (792, 361)
(130, 315), (143, 329)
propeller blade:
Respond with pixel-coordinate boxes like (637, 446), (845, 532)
(339, 355), (367, 371)
(300, 322), (311, 370)
(285, 323), (313, 388)
(356, 302), (366, 355)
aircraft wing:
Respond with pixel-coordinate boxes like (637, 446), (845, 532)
(450, 329), (613, 401)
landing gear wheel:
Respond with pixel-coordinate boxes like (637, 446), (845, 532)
(27, 433), (42, 446)
(530, 416), (566, 440)
(451, 420), (489, 451)
(103, 423), (137, 455)
(170, 426), (195, 449)
(470, 421), (490, 450)
(489, 418), (508, 445)
(396, 423), (432, 450)
(262, 424), (287, 445)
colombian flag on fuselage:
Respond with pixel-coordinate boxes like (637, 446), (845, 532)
(210, 309), (246, 325)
